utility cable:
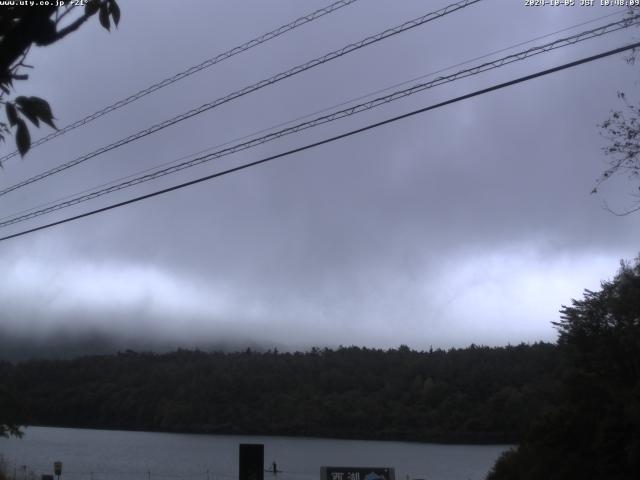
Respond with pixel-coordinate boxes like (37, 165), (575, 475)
(0, 40), (637, 244)
(0, 14), (636, 229)
(4, 5), (624, 224)
(0, 0), (360, 164)
(0, 0), (483, 198)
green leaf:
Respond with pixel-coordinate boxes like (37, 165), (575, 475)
(85, 0), (100, 15)
(99, 3), (110, 30)
(109, 0), (121, 27)
(32, 18), (57, 46)
(27, 96), (56, 129)
(17, 107), (38, 127)
(5, 102), (18, 126)
(15, 96), (39, 127)
(14, 96), (56, 129)
(15, 118), (30, 157)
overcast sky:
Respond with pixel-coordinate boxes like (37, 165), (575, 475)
(0, 0), (639, 353)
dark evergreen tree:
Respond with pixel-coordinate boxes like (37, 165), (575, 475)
(488, 257), (640, 480)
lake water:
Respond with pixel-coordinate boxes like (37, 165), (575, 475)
(0, 427), (509, 480)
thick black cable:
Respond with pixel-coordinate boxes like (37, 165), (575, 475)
(1, 14), (637, 228)
(0, 0), (483, 198)
(1, 41), (637, 244)
(2, 7), (627, 224)
(0, 0), (360, 164)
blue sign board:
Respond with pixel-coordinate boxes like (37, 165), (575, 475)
(321, 467), (395, 480)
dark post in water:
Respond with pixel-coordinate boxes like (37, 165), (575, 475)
(53, 462), (62, 480)
(239, 444), (264, 480)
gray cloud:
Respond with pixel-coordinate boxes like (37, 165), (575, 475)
(1, 0), (639, 355)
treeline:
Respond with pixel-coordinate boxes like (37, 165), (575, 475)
(487, 258), (640, 479)
(0, 343), (560, 443)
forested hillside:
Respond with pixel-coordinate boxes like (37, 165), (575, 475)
(0, 343), (559, 443)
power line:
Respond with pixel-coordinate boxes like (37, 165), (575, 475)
(1, 40), (637, 244)
(1, 14), (637, 229)
(9, 8), (625, 226)
(6, 5), (623, 224)
(2, 14), (635, 227)
(0, 0), (360, 164)
(0, 0), (483, 198)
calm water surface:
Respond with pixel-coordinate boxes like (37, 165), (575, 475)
(0, 427), (509, 480)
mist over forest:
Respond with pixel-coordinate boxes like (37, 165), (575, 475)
(0, 328), (274, 363)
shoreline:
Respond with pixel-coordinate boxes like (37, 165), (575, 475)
(17, 424), (517, 447)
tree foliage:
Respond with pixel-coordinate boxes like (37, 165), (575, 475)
(0, 380), (24, 439)
(0, 0), (120, 158)
(593, 9), (640, 214)
(0, 0), (120, 437)
(596, 92), (640, 214)
(0, 343), (560, 444)
(488, 257), (640, 480)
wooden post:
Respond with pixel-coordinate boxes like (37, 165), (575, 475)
(239, 444), (263, 480)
